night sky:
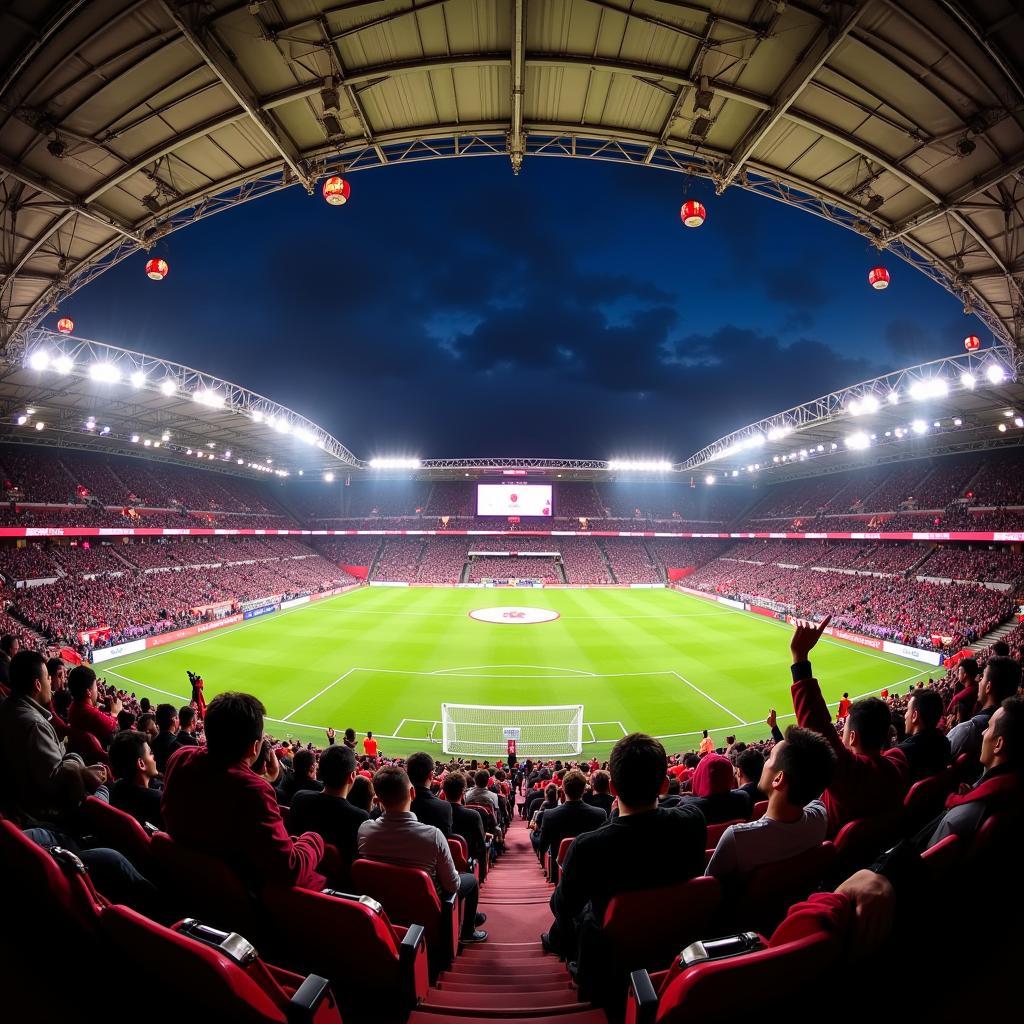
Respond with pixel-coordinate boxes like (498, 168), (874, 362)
(63, 158), (974, 462)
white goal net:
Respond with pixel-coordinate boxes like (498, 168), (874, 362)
(441, 703), (584, 757)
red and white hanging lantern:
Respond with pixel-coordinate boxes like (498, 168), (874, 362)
(963, 334), (981, 352)
(680, 199), (707, 228)
(56, 317), (74, 335)
(145, 257), (169, 281)
(868, 266), (890, 290)
(322, 175), (351, 206)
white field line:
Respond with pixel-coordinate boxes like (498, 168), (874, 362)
(585, 723), (595, 743)
(430, 664), (597, 677)
(670, 670), (746, 724)
(282, 667), (358, 721)
(316, 607), (733, 621)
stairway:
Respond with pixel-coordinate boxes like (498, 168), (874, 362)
(596, 540), (617, 584)
(409, 817), (604, 1023)
(968, 619), (1020, 654)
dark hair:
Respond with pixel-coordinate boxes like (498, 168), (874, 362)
(139, 698), (151, 713)
(155, 703), (178, 731)
(991, 641), (1010, 658)
(959, 657), (980, 679)
(736, 747), (765, 783)
(116, 710), (136, 731)
(544, 783), (558, 802)
(137, 713), (157, 734)
(178, 706), (195, 729)
(848, 697), (891, 752)
(993, 696), (1024, 768)
(591, 769), (610, 793)
(406, 751), (434, 787)
(443, 771), (467, 801)
(562, 769), (587, 800)
(683, 753), (699, 769)
(0, 634), (17, 656)
(109, 730), (150, 781)
(9, 650), (46, 696)
(609, 733), (667, 808)
(46, 657), (64, 678)
(373, 765), (411, 807)
(293, 748), (316, 778)
(344, 727), (356, 742)
(203, 692), (264, 764)
(67, 665), (98, 702)
(348, 775), (373, 813)
(909, 688), (944, 730)
(986, 656), (1022, 703)
(776, 726), (837, 806)
(474, 769), (490, 788)
(318, 744), (356, 787)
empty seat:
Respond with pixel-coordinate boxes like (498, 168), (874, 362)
(545, 835), (575, 884)
(448, 835), (479, 880)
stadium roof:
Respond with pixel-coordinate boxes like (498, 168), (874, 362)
(1, 0), (1023, 350)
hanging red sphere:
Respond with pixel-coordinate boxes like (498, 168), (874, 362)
(322, 176), (351, 206)
(964, 334), (981, 352)
(868, 266), (890, 290)
(680, 199), (707, 228)
(56, 317), (74, 335)
(145, 257), (169, 281)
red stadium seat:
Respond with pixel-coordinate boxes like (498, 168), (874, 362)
(447, 835), (479, 880)
(350, 858), (460, 974)
(920, 834), (963, 880)
(81, 795), (154, 873)
(833, 814), (902, 875)
(705, 818), (745, 848)
(260, 885), (429, 1013)
(67, 727), (110, 765)
(750, 800), (769, 820)
(902, 768), (955, 836)
(546, 835), (575, 883)
(100, 904), (342, 1024)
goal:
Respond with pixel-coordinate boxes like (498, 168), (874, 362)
(441, 703), (584, 757)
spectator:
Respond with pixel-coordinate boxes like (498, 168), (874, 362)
(137, 713), (158, 742)
(706, 726), (834, 881)
(537, 769), (607, 864)
(150, 703), (181, 773)
(0, 650), (107, 824)
(68, 665), (121, 749)
(348, 773), (374, 814)
(698, 729), (714, 755)
(683, 753), (753, 823)
(895, 688), (952, 782)
(530, 783), (560, 842)
(161, 692), (326, 890)
(0, 633), (19, 697)
(946, 658), (979, 723)
(278, 747), (323, 804)
(406, 750), (452, 836)
(343, 727), (357, 750)
(467, 768), (500, 816)
(947, 656), (1022, 764)
(789, 617), (909, 833)
(544, 733), (706, 960)
(583, 769), (614, 816)
(363, 730), (378, 757)
(357, 765), (487, 943)
(733, 747), (765, 804)
(45, 656), (69, 740)
(108, 730), (163, 828)
(442, 771), (488, 866)
(288, 744), (368, 874)
(176, 706), (199, 746)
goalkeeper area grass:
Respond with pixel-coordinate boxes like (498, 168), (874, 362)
(100, 586), (938, 759)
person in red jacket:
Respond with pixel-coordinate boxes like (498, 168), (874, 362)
(789, 616), (909, 836)
(68, 665), (121, 749)
(161, 691), (326, 891)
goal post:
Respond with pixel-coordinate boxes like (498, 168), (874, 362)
(441, 703), (584, 757)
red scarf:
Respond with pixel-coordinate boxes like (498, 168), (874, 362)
(945, 770), (1019, 810)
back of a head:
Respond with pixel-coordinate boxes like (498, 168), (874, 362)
(9, 650), (46, 696)
(46, 656), (64, 679)
(778, 727), (837, 806)
(848, 696), (891, 752)
(474, 769), (490, 788)
(203, 692), (264, 765)
(737, 747), (764, 783)
(992, 641), (1010, 658)
(562, 769), (586, 800)
(109, 730), (148, 780)
(0, 634), (16, 656)
(443, 771), (467, 802)
(348, 774), (373, 812)
(609, 733), (667, 809)
(544, 783), (558, 802)
(67, 665), (97, 702)
(691, 753), (734, 798)
(986, 656), (1022, 704)
(994, 696), (1024, 769)
(960, 657), (980, 680)
(155, 703), (177, 732)
(373, 765), (411, 808)
(293, 747), (316, 778)
(319, 744), (356, 787)
(591, 769), (610, 793)
(406, 751), (434, 788)
(911, 688), (944, 730)
(178, 706), (195, 730)
(344, 727), (356, 742)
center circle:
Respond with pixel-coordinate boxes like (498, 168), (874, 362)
(469, 606), (560, 625)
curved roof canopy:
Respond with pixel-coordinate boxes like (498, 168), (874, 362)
(1, 0), (1022, 347)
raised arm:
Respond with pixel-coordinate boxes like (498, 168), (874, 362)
(788, 616), (848, 760)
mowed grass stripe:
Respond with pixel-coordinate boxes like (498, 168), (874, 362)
(102, 587), (934, 757)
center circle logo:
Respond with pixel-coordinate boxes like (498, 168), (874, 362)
(469, 606), (560, 625)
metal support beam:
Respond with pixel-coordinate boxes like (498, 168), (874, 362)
(158, 0), (315, 192)
(718, 0), (871, 192)
(0, 0), (90, 105)
(509, 0), (527, 174)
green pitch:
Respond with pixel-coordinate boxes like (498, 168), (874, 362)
(101, 587), (938, 759)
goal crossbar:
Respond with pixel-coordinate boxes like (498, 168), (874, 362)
(441, 702), (584, 757)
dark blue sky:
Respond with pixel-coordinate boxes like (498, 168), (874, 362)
(63, 158), (974, 461)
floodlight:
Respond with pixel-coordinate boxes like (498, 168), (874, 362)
(960, 372), (976, 389)
(131, 434), (139, 443)
(143, 439), (152, 447)
(160, 378), (176, 396)
(369, 457), (424, 470)
(860, 394), (879, 414)
(161, 431), (170, 442)
(130, 370), (146, 388)
(911, 419), (928, 434)
(252, 410), (264, 423)
(89, 362), (120, 384)
(887, 391), (899, 405)
(986, 363), (1006, 385)
(54, 354), (74, 374)
(324, 472), (335, 482)
(998, 423), (1007, 433)
(28, 350), (50, 371)
(35, 421), (45, 431)
(953, 418), (962, 426)
(193, 389), (225, 409)
(16, 415), (27, 425)
(845, 432), (871, 450)
(1016, 418), (1024, 429)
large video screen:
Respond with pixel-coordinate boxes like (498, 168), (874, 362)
(477, 483), (553, 517)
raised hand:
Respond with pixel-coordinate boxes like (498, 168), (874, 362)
(766, 708), (777, 730)
(790, 614), (832, 663)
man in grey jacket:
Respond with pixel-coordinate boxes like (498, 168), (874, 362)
(0, 650), (108, 825)
(947, 656), (1020, 764)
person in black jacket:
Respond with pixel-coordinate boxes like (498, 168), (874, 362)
(406, 750), (452, 836)
(582, 769), (614, 816)
(442, 770), (488, 865)
(538, 768), (607, 864)
(108, 729), (163, 828)
(278, 747), (324, 805)
(733, 747), (765, 804)
(544, 733), (706, 962)
(895, 688), (952, 782)
(149, 704), (182, 774)
(288, 744), (368, 877)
